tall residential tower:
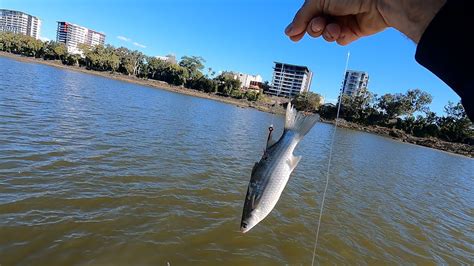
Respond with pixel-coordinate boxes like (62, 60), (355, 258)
(268, 62), (313, 98)
(342, 70), (369, 96)
(56, 21), (105, 54)
(0, 9), (41, 39)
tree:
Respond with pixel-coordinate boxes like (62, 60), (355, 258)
(338, 88), (376, 123)
(187, 76), (218, 93)
(159, 63), (189, 86)
(179, 56), (205, 80)
(145, 56), (166, 79)
(244, 90), (261, 101)
(319, 104), (337, 120)
(292, 92), (322, 112)
(43, 41), (67, 60)
(22, 37), (44, 57)
(377, 89), (432, 120)
(116, 47), (144, 76)
(409, 111), (440, 137)
(215, 73), (241, 96)
(63, 53), (81, 66)
(437, 102), (473, 143)
(261, 81), (271, 94)
(121, 52), (134, 75)
(0, 32), (45, 57)
(405, 89), (433, 115)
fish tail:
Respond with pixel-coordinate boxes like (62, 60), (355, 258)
(284, 102), (320, 139)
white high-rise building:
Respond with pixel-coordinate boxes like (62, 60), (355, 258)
(0, 9), (41, 39)
(268, 62), (313, 97)
(56, 21), (105, 55)
(342, 70), (369, 96)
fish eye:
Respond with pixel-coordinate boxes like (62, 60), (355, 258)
(242, 223), (247, 228)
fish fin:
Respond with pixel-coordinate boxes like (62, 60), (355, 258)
(287, 155), (302, 172)
(284, 102), (320, 139)
(251, 193), (257, 209)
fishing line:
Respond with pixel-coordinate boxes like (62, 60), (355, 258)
(311, 51), (350, 266)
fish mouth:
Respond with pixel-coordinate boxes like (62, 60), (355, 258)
(240, 222), (252, 233)
(240, 227), (249, 234)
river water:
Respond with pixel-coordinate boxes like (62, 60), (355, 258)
(0, 56), (473, 265)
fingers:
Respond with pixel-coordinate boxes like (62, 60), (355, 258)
(322, 23), (341, 42)
(306, 17), (341, 43)
(336, 26), (359, 46)
(289, 32), (306, 42)
(285, 0), (322, 41)
(306, 17), (326, 38)
(285, 1), (362, 46)
(306, 16), (360, 46)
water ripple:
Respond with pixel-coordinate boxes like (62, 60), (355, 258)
(0, 57), (473, 265)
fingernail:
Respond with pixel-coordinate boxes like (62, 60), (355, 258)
(285, 23), (293, 35)
(311, 22), (322, 33)
(324, 31), (333, 40)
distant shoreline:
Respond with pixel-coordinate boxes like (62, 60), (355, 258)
(1, 52), (472, 158)
(0, 52), (285, 115)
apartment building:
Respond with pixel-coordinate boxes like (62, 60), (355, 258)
(268, 62), (313, 97)
(342, 70), (369, 96)
(56, 21), (105, 54)
(0, 9), (41, 39)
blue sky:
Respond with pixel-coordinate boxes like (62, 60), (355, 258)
(1, 0), (460, 114)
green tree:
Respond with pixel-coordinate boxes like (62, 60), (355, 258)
(22, 37), (44, 57)
(187, 76), (218, 93)
(0, 32), (44, 57)
(80, 44), (120, 72)
(116, 47), (144, 76)
(179, 56), (205, 80)
(244, 90), (261, 101)
(378, 89), (432, 120)
(292, 91), (322, 112)
(146, 56), (168, 79)
(437, 102), (473, 143)
(339, 88), (377, 123)
(410, 111), (439, 137)
(215, 73), (241, 96)
(62, 53), (81, 66)
(159, 63), (189, 86)
(43, 41), (67, 60)
(0, 32), (20, 53)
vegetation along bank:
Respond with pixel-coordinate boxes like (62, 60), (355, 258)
(1, 32), (472, 157)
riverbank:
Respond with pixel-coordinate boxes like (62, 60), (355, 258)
(331, 119), (473, 157)
(0, 52), (286, 115)
(1, 52), (472, 157)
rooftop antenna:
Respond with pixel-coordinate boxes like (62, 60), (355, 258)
(311, 51), (350, 265)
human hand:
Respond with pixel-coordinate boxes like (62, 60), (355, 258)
(285, 0), (446, 45)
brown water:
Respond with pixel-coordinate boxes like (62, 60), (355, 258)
(0, 57), (473, 265)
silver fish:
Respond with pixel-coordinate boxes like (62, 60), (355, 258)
(241, 102), (319, 233)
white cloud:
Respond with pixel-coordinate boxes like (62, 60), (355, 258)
(117, 35), (146, 49)
(39, 36), (50, 42)
(117, 35), (131, 42)
(133, 42), (146, 48)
